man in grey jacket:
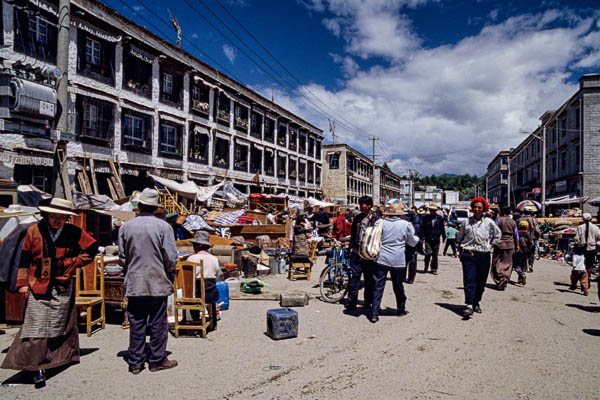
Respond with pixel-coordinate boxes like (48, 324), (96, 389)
(119, 188), (179, 375)
(370, 204), (420, 323)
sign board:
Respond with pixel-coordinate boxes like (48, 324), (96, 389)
(39, 101), (55, 117)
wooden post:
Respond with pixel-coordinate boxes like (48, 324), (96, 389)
(57, 148), (72, 200)
(107, 178), (118, 200)
(89, 155), (99, 195)
(108, 158), (126, 198)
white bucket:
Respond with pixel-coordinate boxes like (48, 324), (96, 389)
(225, 278), (241, 298)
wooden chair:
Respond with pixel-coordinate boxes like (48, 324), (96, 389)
(75, 255), (105, 336)
(173, 261), (211, 338)
(288, 240), (319, 280)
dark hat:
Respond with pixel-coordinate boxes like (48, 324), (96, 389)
(190, 230), (211, 246)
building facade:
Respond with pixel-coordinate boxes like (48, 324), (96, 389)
(500, 74), (600, 213)
(322, 143), (373, 206)
(0, 0), (324, 197)
(486, 150), (510, 205)
(373, 164), (407, 205)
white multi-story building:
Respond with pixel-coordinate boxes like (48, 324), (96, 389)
(0, 0), (324, 198)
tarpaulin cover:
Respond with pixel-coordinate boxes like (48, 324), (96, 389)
(213, 209), (246, 225)
(307, 196), (335, 208)
(149, 174), (224, 202)
(288, 195), (305, 210)
(72, 191), (117, 210)
(544, 195), (589, 205)
(182, 214), (213, 231)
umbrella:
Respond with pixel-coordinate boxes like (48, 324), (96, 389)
(386, 199), (406, 208)
(589, 196), (600, 207)
(516, 200), (541, 212)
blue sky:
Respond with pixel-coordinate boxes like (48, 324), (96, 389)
(104, 0), (600, 176)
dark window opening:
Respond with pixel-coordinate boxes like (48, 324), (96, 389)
(308, 161), (314, 183)
(278, 124), (287, 147)
(315, 166), (321, 184)
(551, 156), (556, 173)
(316, 141), (322, 160)
(234, 104), (249, 132)
(159, 121), (183, 158)
(347, 156), (355, 172)
(288, 158), (297, 179)
(277, 155), (286, 178)
(250, 111), (262, 139)
(77, 31), (115, 85)
(215, 93), (230, 125)
(13, 8), (57, 64)
(298, 162), (306, 182)
(288, 128), (297, 151)
(190, 84), (210, 115)
(308, 136), (315, 158)
(123, 45), (153, 98)
(560, 151), (567, 170)
(560, 118), (566, 137)
(122, 109), (152, 153)
(264, 118), (275, 143)
(234, 143), (248, 172)
(328, 153), (339, 169)
(214, 138), (230, 169)
(575, 107), (580, 131)
(575, 145), (580, 168)
(76, 96), (114, 143)
(265, 150), (275, 176)
(299, 134), (306, 153)
(250, 145), (262, 174)
(188, 127), (209, 164)
(159, 66), (183, 108)
(14, 164), (53, 193)
(552, 126), (556, 143)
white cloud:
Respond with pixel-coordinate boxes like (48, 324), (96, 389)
(191, 32), (199, 40)
(222, 44), (236, 64)
(266, 7), (600, 176)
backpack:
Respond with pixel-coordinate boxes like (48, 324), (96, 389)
(359, 220), (383, 260)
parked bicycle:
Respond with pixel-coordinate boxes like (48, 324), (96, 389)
(319, 237), (352, 303)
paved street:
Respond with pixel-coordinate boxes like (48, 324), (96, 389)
(1, 254), (599, 399)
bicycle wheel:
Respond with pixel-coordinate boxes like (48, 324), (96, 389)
(319, 265), (349, 303)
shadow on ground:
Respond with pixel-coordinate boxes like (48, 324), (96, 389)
(566, 304), (600, 313)
(582, 329), (600, 337)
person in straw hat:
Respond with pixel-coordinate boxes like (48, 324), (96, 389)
(118, 188), (178, 374)
(368, 203), (420, 323)
(1, 198), (98, 388)
(187, 230), (221, 331)
(421, 203), (446, 275)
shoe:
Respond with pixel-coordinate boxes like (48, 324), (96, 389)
(521, 275), (527, 286)
(473, 305), (482, 313)
(129, 365), (144, 375)
(149, 359), (178, 372)
(33, 370), (46, 388)
(396, 309), (409, 317)
(344, 302), (357, 312)
(569, 285), (577, 291)
(432, 270), (439, 275)
(463, 306), (473, 318)
(369, 315), (379, 323)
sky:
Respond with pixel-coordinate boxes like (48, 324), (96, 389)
(104, 0), (600, 177)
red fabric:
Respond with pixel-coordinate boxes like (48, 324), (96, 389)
(470, 197), (489, 212)
(333, 214), (352, 240)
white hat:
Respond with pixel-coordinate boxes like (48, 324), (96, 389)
(583, 212), (592, 221)
(38, 198), (78, 216)
(138, 188), (162, 208)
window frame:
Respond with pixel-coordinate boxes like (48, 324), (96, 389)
(85, 37), (101, 66)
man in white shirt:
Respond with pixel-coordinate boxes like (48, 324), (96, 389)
(187, 230), (221, 330)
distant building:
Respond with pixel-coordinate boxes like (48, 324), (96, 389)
(486, 150), (510, 206)
(322, 143), (373, 206)
(444, 190), (460, 205)
(373, 164), (408, 205)
(488, 73), (600, 213)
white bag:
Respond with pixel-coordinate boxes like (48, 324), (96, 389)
(359, 220), (383, 260)
(572, 254), (586, 271)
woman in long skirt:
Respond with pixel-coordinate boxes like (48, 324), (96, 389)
(1, 198), (97, 387)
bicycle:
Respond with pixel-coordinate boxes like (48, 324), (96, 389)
(319, 237), (352, 303)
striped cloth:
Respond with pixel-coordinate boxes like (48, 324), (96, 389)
(21, 283), (72, 339)
(213, 209), (246, 225)
(182, 214), (212, 231)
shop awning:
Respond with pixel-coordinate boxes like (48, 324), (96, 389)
(544, 195), (589, 205)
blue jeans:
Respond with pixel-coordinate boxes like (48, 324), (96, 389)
(346, 251), (363, 307)
(461, 251), (491, 306)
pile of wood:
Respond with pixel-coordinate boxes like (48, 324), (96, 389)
(77, 154), (126, 200)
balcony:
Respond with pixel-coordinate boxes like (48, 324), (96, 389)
(124, 79), (151, 98)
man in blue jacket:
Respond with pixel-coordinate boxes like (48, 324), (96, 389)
(421, 203), (446, 275)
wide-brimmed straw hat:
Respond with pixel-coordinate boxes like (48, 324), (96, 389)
(417, 207), (426, 215)
(38, 198), (78, 216)
(190, 230), (211, 247)
(138, 188), (162, 207)
(428, 203), (440, 210)
(384, 203), (407, 216)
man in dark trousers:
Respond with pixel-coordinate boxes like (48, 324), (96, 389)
(521, 207), (540, 272)
(345, 196), (380, 312)
(421, 203), (446, 275)
(119, 188), (179, 375)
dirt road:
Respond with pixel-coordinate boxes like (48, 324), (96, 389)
(1, 255), (599, 399)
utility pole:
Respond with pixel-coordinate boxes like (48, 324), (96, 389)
(328, 119), (336, 144)
(370, 136), (379, 201)
(507, 155), (511, 208)
(53, 0), (71, 199)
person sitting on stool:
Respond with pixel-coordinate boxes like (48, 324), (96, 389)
(188, 230), (222, 331)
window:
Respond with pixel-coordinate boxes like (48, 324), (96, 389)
(575, 108), (580, 130)
(265, 150), (275, 176)
(163, 73), (173, 95)
(85, 38), (101, 66)
(328, 153), (339, 169)
(234, 143), (248, 171)
(123, 115), (145, 147)
(250, 111), (262, 139)
(278, 124), (287, 146)
(308, 136), (315, 157)
(288, 158), (297, 178)
(552, 126), (556, 143)
(560, 151), (567, 170)
(188, 127), (209, 164)
(78, 96), (113, 141)
(159, 122), (182, 157)
(190, 85), (210, 114)
(278, 155), (286, 178)
(316, 141), (322, 160)
(215, 93), (230, 124)
(264, 118), (275, 142)
(214, 138), (229, 168)
(575, 145), (580, 169)
(29, 17), (48, 44)
(250, 145), (262, 173)
(560, 118), (566, 137)
(288, 129), (297, 151)
(551, 156), (556, 173)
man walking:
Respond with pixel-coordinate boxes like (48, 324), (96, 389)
(576, 213), (600, 277)
(422, 203), (446, 275)
(345, 196), (380, 313)
(443, 222), (458, 257)
(119, 188), (179, 374)
(490, 206), (519, 290)
(520, 208), (540, 272)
